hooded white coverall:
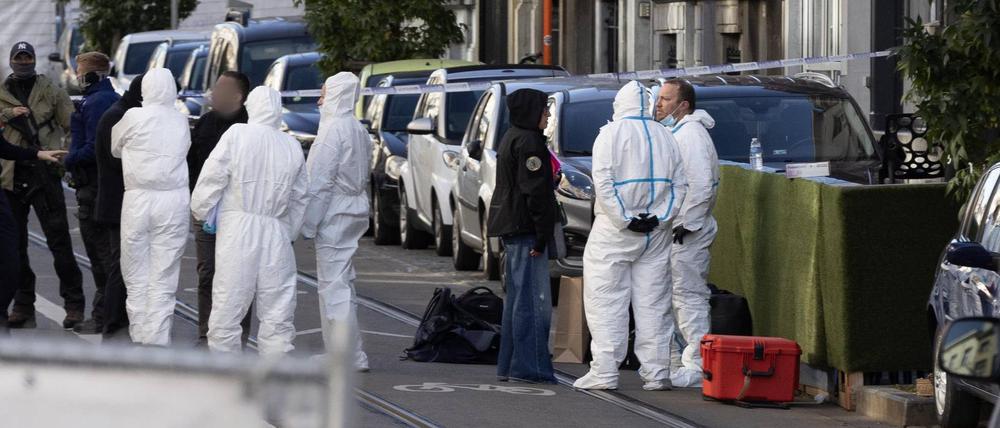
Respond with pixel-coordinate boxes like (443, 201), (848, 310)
(190, 86), (308, 355)
(576, 81), (688, 389)
(301, 73), (372, 368)
(111, 68), (190, 346)
(668, 109), (720, 387)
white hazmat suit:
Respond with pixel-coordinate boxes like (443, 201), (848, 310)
(191, 86), (308, 355)
(111, 68), (190, 346)
(575, 81), (687, 390)
(301, 73), (373, 370)
(668, 109), (720, 387)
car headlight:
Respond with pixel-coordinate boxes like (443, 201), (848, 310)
(385, 155), (406, 181)
(558, 169), (595, 200)
(442, 150), (460, 170)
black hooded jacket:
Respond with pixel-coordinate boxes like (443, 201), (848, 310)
(486, 89), (557, 253)
(187, 107), (248, 192)
(93, 75), (143, 225)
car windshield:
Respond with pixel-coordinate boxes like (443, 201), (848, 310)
(284, 63), (322, 91)
(165, 50), (192, 79)
(188, 56), (207, 91)
(699, 95), (877, 164)
(240, 37), (317, 86)
(445, 90), (484, 141)
(124, 41), (161, 75)
(383, 94), (420, 132)
(554, 99), (614, 156)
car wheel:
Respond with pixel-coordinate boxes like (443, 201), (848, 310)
(399, 184), (430, 250)
(433, 201), (453, 257)
(452, 205), (479, 271)
(372, 190), (399, 246)
(482, 216), (501, 281)
(934, 325), (983, 428)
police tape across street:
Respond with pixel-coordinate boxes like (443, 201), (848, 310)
(355, 49), (894, 97)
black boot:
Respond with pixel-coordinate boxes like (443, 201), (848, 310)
(72, 318), (103, 335)
(63, 310), (84, 330)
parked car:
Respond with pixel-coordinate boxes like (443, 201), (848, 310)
(356, 58), (481, 119)
(928, 162), (1000, 427)
(398, 65), (569, 255)
(365, 71), (440, 245)
(146, 41), (208, 85)
(936, 317), (1000, 428)
(671, 74), (883, 184)
(175, 45), (210, 124)
(46, 24), (85, 94)
(110, 29), (208, 93)
(204, 17), (316, 94)
(263, 52), (323, 150)
(450, 78), (616, 280)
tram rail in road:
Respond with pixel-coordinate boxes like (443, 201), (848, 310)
(26, 231), (442, 428)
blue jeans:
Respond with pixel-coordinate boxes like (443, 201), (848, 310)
(496, 234), (556, 384)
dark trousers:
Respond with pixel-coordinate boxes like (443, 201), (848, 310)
(100, 224), (129, 337)
(74, 170), (107, 323)
(195, 221), (251, 344)
(0, 190), (19, 315)
(5, 173), (84, 314)
(497, 234), (556, 383)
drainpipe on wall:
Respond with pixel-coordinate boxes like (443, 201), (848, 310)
(543, 0), (553, 65)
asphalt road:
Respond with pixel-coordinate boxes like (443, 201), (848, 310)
(11, 185), (896, 427)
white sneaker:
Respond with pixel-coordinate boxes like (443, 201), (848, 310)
(572, 371), (618, 390)
(670, 367), (703, 388)
(642, 379), (673, 391)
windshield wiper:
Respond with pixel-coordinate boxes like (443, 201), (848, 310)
(563, 149), (592, 155)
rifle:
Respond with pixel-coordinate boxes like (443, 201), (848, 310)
(6, 111), (60, 204)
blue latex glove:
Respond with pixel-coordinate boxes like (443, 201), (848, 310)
(203, 205), (219, 235)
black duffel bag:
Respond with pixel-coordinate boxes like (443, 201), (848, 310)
(402, 287), (502, 364)
(708, 284), (753, 336)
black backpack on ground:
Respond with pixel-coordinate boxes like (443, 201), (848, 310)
(708, 284), (753, 336)
(402, 287), (502, 364)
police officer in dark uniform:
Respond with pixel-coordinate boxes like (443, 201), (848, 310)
(487, 88), (559, 384)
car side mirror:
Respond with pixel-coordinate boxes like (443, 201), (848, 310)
(48, 52), (63, 63)
(945, 242), (997, 271)
(359, 119), (375, 134)
(938, 317), (1000, 381)
(467, 140), (483, 161)
(406, 117), (435, 135)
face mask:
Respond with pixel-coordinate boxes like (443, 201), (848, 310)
(659, 104), (682, 128)
(77, 72), (103, 91)
(10, 62), (35, 79)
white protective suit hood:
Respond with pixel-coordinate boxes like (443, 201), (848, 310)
(612, 80), (652, 121)
(321, 72), (358, 122)
(141, 67), (177, 107)
(674, 109), (715, 131)
(245, 85), (284, 129)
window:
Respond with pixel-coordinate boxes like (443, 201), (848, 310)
(700, 95), (876, 164)
(189, 56), (207, 91)
(465, 92), (492, 146)
(239, 37), (317, 86)
(165, 51), (192, 80)
(443, 90), (484, 142)
(123, 41), (161, 75)
(963, 167), (1000, 242)
(556, 100), (614, 156)
(284, 64), (322, 91)
(382, 94), (420, 132)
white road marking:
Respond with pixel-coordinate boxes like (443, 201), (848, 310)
(34, 294), (101, 345)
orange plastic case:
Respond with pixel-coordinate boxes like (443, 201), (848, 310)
(700, 334), (802, 403)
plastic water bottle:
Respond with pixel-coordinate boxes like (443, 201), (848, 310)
(749, 138), (764, 170)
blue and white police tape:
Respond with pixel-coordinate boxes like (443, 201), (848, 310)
(358, 49), (894, 97)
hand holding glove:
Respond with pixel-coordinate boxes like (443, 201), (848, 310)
(672, 226), (696, 244)
(627, 213), (659, 234)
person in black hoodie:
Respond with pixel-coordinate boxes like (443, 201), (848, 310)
(0, 137), (65, 330)
(187, 71), (250, 347)
(92, 74), (142, 339)
(486, 88), (558, 384)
